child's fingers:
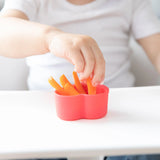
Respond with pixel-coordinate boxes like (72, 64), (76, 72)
(79, 46), (95, 81)
(69, 50), (85, 73)
(91, 43), (106, 86)
(92, 60), (105, 86)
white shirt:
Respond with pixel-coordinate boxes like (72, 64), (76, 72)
(2, 0), (160, 90)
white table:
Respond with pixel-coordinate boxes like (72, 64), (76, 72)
(0, 86), (160, 160)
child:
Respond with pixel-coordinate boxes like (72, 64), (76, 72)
(0, 0), (160, 160)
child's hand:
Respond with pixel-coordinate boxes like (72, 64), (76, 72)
(48, 31), (105, 86)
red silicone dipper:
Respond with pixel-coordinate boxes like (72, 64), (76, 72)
(54, 85), (109, 121)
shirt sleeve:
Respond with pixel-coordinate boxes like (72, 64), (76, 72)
(131, 0), (160, 39)
(1, 0), (39, 20)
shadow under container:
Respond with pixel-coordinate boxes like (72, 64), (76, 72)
(54, 85), (109, 121)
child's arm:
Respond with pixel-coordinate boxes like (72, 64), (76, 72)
(131, 0), (160, 74)
(0, 10), (105, 85)
(0, 10), (59, 58)
(137, 33), (160, 72)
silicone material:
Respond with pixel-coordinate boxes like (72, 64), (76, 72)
(54, 85), (109, 121)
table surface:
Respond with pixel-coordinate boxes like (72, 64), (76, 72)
(0, 86), (160, 159)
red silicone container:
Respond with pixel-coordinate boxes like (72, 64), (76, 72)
(54, 85), (109, 121)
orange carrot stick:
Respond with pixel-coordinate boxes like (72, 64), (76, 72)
(73, 71), (86, 94)
(48, 76), (68, 95)
(60, 74), (72, 88)
(64, 83), (80, 96)
(87, 77), (96, 95)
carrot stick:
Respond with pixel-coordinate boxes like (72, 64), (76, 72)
(48, 76), (68, 95)
(64, 83), (80, 96)
(60, 74), (72, 88)
(73, 71), (86, 94)
(87, 77), (96, 95)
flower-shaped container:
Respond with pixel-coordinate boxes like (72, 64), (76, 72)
(54, 85), (109, 121)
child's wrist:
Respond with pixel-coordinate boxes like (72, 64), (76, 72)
(44, 27), (64, 52)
